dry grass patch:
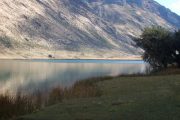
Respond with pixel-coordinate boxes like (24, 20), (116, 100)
(0, 79), (102, 120)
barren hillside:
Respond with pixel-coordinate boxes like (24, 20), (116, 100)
(0, 0), (179, 59)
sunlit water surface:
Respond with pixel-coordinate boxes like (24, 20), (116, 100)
(0, 60), (147, 95)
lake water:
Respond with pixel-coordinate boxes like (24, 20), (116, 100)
(0, 60), (147, 95)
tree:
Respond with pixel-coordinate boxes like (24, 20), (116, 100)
(135, 26), (174, 69)
(173, 30), (180, 67)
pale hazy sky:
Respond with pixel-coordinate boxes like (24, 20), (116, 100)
(155, 0), (180, 15)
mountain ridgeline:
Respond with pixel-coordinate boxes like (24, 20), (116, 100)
(0, 0), (180, 59)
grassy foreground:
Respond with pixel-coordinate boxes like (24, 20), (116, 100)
(0, 80), (102, 120)
(19, 74), (180, 120)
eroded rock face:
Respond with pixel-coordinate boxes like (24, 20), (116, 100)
(0, 0), (179, 58)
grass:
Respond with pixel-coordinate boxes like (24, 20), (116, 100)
(18, 74), (180, 120)
(0, 80), (101, 120)
(47, 80), (102, 105)
(0, 93), (40, 120)
(153, 67), (180, 75)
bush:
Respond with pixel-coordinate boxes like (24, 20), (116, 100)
(0, 36), (13, 48)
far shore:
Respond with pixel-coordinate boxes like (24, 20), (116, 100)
(0, 50), (142, 60)
(0, 56), (142, 61)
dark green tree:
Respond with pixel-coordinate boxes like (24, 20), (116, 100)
(173, 30), (180, 67)
(135, 26), (174, 69)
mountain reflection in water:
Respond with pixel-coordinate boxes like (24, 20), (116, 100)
(0, 60), (146, 95)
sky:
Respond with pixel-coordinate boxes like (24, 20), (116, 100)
(155, 0), (180, 15)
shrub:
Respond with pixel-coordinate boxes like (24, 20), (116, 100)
(0, 36), (13, 48)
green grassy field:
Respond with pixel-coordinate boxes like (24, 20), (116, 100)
(19, 75), (180, 120)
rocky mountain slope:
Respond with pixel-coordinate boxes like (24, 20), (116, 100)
(0, 0), (179, 59)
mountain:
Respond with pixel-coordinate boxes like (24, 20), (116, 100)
(0, 0), (179, 59)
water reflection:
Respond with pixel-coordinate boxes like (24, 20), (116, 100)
(0, 60), (146, 95)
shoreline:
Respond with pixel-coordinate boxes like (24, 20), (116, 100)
(0, 56), (142, 61)
(1, 68), (180, 120)
(0, 50), (142, 60)
(19, 73), (180, 120)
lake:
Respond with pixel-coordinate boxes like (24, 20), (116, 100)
(0, 60), (147, 95)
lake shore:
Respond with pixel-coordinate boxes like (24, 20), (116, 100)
(0, 50), (142, 60)
(0, 56), (142, 60)
(18, 69), (180, 120)
(1, 68), (180, 120)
